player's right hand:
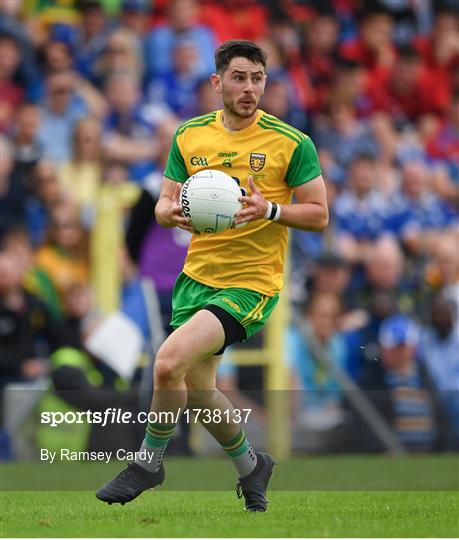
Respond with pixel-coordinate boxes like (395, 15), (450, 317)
(167, 183), (196, 232)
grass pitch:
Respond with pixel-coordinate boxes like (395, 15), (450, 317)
(1, 456), (458, 537)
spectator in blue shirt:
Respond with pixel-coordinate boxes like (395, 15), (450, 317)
(315, 99), (379, 184)
(118, 0), (151, 37)
(93, 27), (144, 89)
(288, 291), (349, 453)
(386, 160), (457, 255)
(37, 71), (89, 164)
(345, 290), (397, 382)
(11, 104), (43, 192)
(73, 1), (111, 83)
(0, 136), (28, 242)
(333, 153), (389, 263)
(356, 314), (436, 452)
(378, 315), (435, 451)
(146, 37), (204, 120)
(26, 161), (65, 248)
(303, 252), (357, 328)
(103, 72), (161, 183)
(143, 0), (216, 84)
(420, 295), (459, 448)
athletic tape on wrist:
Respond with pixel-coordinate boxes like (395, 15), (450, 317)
(264, 201), (281, 221)
(264, 201), (273, 220)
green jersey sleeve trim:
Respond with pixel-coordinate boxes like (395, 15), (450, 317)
(285, 137), (321, 187)
(164, 133), (189, 183)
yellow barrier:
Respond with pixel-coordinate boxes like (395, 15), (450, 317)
(230, 291), (291, 459)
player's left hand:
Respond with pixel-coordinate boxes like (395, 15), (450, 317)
(234, 176), (268, 225)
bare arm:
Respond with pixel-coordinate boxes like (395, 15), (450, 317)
(104, 134), (160, 163)
(235, 175), (329, 232)
(154, 176), (194, 231)
(73, 73), (109, 119)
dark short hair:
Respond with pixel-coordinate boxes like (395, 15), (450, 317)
(335, 56), (363, 71)
(434, 4), (459, 19)
(315, 251), (350, 270)
(397, 44), (421, 62)
(305, 290), (343, 315)
(215, 40), (267, 74)
(351, 151), (377, 165)
(357, 2), (393, 24)
(77, 0), (103, 14)
(0, 32), (20, 46)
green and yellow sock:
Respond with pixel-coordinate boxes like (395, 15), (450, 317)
(221, 429), (257, 478)
(135, 422), (176, 472)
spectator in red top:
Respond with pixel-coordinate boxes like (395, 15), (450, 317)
(414, 7), (459, 92)
(267, 16), (313, 110)
(413, 7), (458, 119)
(366, 45), (449, 124)
(426, 92), (459, 184)
(340, 4), (396, 86)
(326, 57), (369, 117)
(0, 33), (24, 133)
(302, 7), (340, 112)
(199, 0), (268, 44)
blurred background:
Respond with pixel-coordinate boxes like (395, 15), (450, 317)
(0, 0), (458, 462)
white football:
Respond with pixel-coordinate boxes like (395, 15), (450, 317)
(180, 169), (243, 233)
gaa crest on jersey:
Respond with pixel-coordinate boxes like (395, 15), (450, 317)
(249, 153), (266, 172)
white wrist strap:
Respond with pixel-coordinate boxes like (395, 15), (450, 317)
(264, 201), (281, 221)
(264, 201), (273, 219)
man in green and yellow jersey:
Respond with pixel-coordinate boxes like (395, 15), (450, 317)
(97, 40), (328, 512)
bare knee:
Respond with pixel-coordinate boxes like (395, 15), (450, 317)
(154, 350), (185, 388)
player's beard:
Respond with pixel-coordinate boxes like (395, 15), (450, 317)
(223, 95), (258, 119)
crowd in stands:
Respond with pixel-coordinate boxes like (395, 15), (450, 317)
(0, 0), (458, 458)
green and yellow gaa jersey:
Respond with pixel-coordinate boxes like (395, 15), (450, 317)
(164, 109), (321, 296)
